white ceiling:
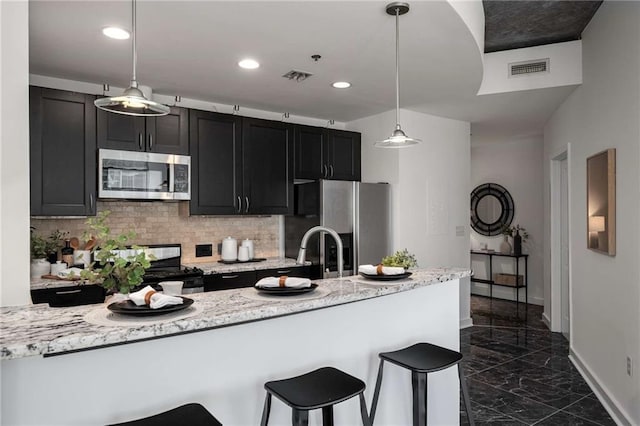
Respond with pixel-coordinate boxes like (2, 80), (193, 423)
(29, 1), (575, 142)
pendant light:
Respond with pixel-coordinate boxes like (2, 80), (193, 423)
(94, 0), (169, 116)
(375, 2), (421, 148)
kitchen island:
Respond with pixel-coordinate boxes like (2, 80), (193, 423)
(2, 267), (469, 425)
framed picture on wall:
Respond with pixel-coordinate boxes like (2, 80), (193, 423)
(586, 148), (615, 255)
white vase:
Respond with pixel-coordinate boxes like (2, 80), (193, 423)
(31, 258), (51, 278)
(499, 236), (512, 254)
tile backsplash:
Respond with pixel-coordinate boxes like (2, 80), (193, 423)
(30, 201), (280, 263)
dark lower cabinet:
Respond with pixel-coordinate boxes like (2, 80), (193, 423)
(97, 106), (188, 155)
(204, 271), (256, 291)
(31, 285), (106, 307)
(30, 87), (97, 216)
(294, 126), (361, 181)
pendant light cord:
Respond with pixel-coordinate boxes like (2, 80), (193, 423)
(131, 0), (137, 84)
(395, 7), (400, 129)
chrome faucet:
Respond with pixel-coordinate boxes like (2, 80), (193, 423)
(296, 226), (344, 278)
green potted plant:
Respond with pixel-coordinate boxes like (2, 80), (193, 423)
(381, 249), (418, 269)
(80, 211), (153, 295)
(30, 228), (52, 277)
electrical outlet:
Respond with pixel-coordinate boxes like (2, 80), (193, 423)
(627, 356), (633, 377)
(195, 244), (213, 258)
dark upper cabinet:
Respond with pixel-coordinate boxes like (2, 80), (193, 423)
(294, 126), (361, 181)
(242, 118), (294, 215)
(30, 87), (97, 216)
(326, 129), (361, 181)
(97, 106), (188, 155)
(189, 110), (242, 215)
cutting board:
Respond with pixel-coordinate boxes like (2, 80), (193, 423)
(41, 274), (81, 281)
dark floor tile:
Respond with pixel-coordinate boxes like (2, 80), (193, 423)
(563, 396), (617, 426)
(467, 378), (557, 424)
(473, 339), (533, 358)
(486, 328), (555, 351)
(545, 371), (593, 396)
(472, 359), (565, 387)
(463, 345), (514, 370)
(460, 401), (526, 425)
(533, 410), (601, 425)
(519, 350), (574, 371)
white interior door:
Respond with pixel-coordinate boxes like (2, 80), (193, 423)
(560, 158), (570, 339)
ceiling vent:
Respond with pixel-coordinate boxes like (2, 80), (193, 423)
(282, 70), (313, 82)
(509, 58), (550, 77)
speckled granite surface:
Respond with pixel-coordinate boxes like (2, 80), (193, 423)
(4, 267), (470, 360)
(30, 258), (302, 290)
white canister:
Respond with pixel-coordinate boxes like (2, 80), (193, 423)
(30, 259), (51, 278)
(241, 239), (254, 259)
(221, 237), (238, 261)
(50, 261), (68, 275)
(237, 246), (250, 262)
(160, 281), (183, 296)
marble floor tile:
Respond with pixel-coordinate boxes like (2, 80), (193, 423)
(463, 296), (614, 426)
(562, 396), (617, 426)
(533, 410), (601, 425)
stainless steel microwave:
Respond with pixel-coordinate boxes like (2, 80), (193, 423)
(98, 149), (191, 200)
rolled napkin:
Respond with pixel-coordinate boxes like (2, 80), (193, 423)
(255, 276), (312, 289)
(128, 285), (184, 309)
(56, 267), (85, 279)
(358, 264), (406, 276)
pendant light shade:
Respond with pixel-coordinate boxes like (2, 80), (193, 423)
(375, 2), (421, 148)
(94, 0), (169, 116)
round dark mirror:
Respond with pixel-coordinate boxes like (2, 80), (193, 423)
(470, 183), (514, 236)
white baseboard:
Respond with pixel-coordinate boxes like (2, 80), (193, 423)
(470, 282), (543, 305)
(541, 312), (551, 329)
(569, 348), (634, 426)
(459, 318), (473, 329)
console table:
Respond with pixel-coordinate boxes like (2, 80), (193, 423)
(470, 251), (528, 316)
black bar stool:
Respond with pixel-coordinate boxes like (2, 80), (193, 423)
(369, 343), (474, 426)
(260, 366), (372, 426)
(108, 403), (222, 426)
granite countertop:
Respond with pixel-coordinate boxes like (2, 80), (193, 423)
(4, 267), (471, 361)
(30, 257), (302, 290)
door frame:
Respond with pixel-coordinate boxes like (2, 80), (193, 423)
(550, 145), (571, 334)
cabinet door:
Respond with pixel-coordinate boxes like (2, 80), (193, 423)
(96, 108), (146, 151)
(242, 118), (294, 215)
(30, 87), (97, 216)
(204, 271), (256, 291)
(189, 110), (242, 215)
(146, 106), (189, 154)
(294, 125), (325, 180)
(326, 129), (361, 181)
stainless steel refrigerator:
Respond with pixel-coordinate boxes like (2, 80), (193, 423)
(285, 180), (390, 278)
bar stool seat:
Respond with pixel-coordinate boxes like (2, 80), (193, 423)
(370, 343), (474, 426)
(108, 403), (222, 426)
(261, 366), (371, 426)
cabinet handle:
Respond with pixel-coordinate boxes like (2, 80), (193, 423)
(138, 133), (144, 150)
(245, 196), (249, 213)
(329, 165), (334, 178)
(222, 275), (239, 279)
(55, 289), (81, 295)
(237, 196), (242, 213)
(148, 133), (153, 150)
(276, 270), (291, 274)
(90, 193), (94, 211)
(323, 164), (328, 178)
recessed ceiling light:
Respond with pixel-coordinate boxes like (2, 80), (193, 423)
(332, 81), (351, 89)
(102, 26), (130, 40)
(238, 59), (260, 70)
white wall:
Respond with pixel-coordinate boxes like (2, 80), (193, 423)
(478, 41), (582, 95)
(543, 2), (640, 424)
(348, 108), (472, 327)
(470, 136), (544, 305)
(0, 0), (31, 307)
